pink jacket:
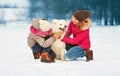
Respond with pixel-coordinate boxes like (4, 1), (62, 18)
(62, 21), (91, 50)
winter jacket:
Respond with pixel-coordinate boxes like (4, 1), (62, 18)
(62, 21), (91, 50)
(27, 26), (56, 48)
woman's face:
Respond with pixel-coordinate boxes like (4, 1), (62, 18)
(71, 16), (81, 27)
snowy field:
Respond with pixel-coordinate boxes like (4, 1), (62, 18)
(0, 22), (120, 76)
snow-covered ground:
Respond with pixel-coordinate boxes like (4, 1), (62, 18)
(0, 23), (120, 76)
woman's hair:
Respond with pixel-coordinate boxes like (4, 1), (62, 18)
(73, 10), (91, 22)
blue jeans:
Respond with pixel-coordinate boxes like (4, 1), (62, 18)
(64, 45), (85, 60)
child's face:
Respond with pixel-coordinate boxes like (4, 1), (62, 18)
(71, 16), (81, 27)
(71, 16), (90, 27)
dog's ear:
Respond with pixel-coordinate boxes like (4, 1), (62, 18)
(53, 19), (58, 25)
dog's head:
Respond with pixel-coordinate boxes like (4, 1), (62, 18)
(52, 19), (67, 33)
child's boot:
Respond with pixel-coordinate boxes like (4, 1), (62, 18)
(41, 52), (55, 63)
(33, 52), (41, 59)
(85, 50), (93, 62)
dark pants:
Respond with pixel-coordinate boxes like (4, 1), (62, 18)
(31, 43), (56, 59)
(66, 43), (76, 51)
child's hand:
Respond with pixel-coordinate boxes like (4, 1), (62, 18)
(52, 31), (64, 39)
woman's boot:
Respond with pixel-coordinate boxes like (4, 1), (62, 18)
(85, 50), (93, 62)
(41, 52), (55, 63)
(33, 52), (41, 59)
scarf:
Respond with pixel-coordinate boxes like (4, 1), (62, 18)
(30, 26), (52, 37)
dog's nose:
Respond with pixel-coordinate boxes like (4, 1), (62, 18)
(65, 26), (67, 28)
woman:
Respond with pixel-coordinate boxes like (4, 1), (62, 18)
(62, 10), (93, 62)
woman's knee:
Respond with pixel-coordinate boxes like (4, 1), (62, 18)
(64, 46), (85, 60)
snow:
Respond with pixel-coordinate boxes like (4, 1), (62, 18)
(0, 23), (120, 76)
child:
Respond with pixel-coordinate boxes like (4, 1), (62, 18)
(27, 18), (63, 63)
(62, 10), (93, 62)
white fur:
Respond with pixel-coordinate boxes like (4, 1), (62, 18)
(51, 19), (67, 60)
